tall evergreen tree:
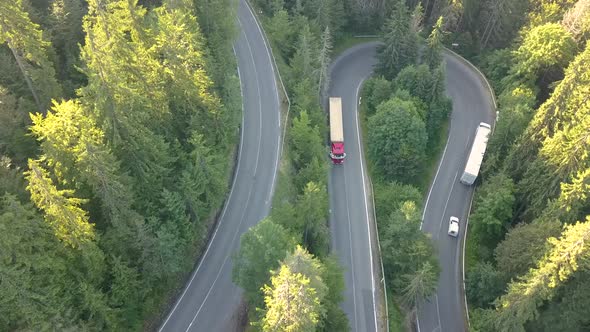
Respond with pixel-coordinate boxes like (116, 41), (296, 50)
(260, 246), (327, 332)
(494, 217), (590, 332)
(25, 159), (95, 248)
(233, 218), (295, 305)
(424, 16), (444, 70)
(317, 26), (332, 101)
(376, 0), (417, 79)
(0, 0), (62, 112)
(506, 42), (590, 181)
(80, 0), (173, 205)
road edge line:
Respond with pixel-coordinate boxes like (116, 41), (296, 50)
(354, 75), (389, 332)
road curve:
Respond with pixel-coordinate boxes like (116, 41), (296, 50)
(417, 53), (495, 332)
(328, 42), (382, 332)
(158, 1), (281, 331)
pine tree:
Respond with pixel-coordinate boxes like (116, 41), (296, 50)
(401, 261), (439, 309)
(232, 218), (295, 305)
(25, 159), (95, 248)
(47, 0), (86, 95)
(296, 182), (330, 257)
(317, 26), (332, 101)
(376, 0), (417, 79)
(506, 42), (590, 181)
(478, 0), (528, 48)
(289, 21), (318, 85)
(424, 16), (444, 70)
(80, 0), (172, 204)
(153, 3), (224, 146)
(494, 217), (590, 332)
(0, 0), (62, 112)
(29, 100), (148, 258)
(260, 246), (327, 332)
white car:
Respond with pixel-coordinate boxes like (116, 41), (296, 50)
(448, 216), (460, 237)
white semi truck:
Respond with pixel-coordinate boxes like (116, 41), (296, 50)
(460, 122), (491, 185)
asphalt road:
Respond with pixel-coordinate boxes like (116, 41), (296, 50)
(328, 44), (495, 332)
(158, 1), (281, 331)
(417, 53), (495, 332)
(328, 42), (382, 332)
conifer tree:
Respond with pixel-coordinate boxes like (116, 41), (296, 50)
(260, 246), (327, 332)
(376, 0), (417, 79)
(25, 159), (95, 248)
(317, 26), (332, 101)
(494, 217), (590, 332)
(424, 16), (444, 70)
(0, 0), (62, 112)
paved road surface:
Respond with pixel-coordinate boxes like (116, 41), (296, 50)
(417, 53), (495, 332)
(328, 43), (381, 332)
(158, 1), (281, 331)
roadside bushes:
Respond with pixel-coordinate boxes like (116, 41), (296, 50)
(368, 98), (427, 181)
(365, 62), (451, 185)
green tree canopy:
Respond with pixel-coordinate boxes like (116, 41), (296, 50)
(368, 97), (427, 181)
(513, 23), (576, 80)
(494, 220), (562, 281)
(470, 172), (515, 246)
(233, 218), (295, 305)
(424, 16), (445, 69)
(260, 246), (327, 332)
(376, 0), (417, 79)
(494, 217), (590, 332)
(466, 262), (505, 308)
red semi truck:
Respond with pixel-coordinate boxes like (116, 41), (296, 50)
(329, 97), (346, 164)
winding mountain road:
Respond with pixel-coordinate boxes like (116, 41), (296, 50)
(417, 52), (495, 332)
(158, 1), (281, 331)
(328, 42), (382, 332)
(328, 44), (495, 332)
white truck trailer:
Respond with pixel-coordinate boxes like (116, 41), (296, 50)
(460, 122), (491, 185)
(329, 97), (346, 164)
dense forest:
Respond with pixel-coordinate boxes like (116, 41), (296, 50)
(0, 0), (240, 330)
(456, 0), (590, 331)
(2, 0), (589, 331)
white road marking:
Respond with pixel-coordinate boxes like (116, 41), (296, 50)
(353, 76), (379, 331)
(159, 43), (248, 332)
(185, 186), (255, 331)
(243, 1), (279, 104)
(237, 20), (263, 177)
(422, 132), (452, 227)
(243, 0), (282, 204)
(436, 171), (459, 239)
(435, 294), (443, 331)
(465, 133), (472, 150)
(268, 134), (280, 204)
